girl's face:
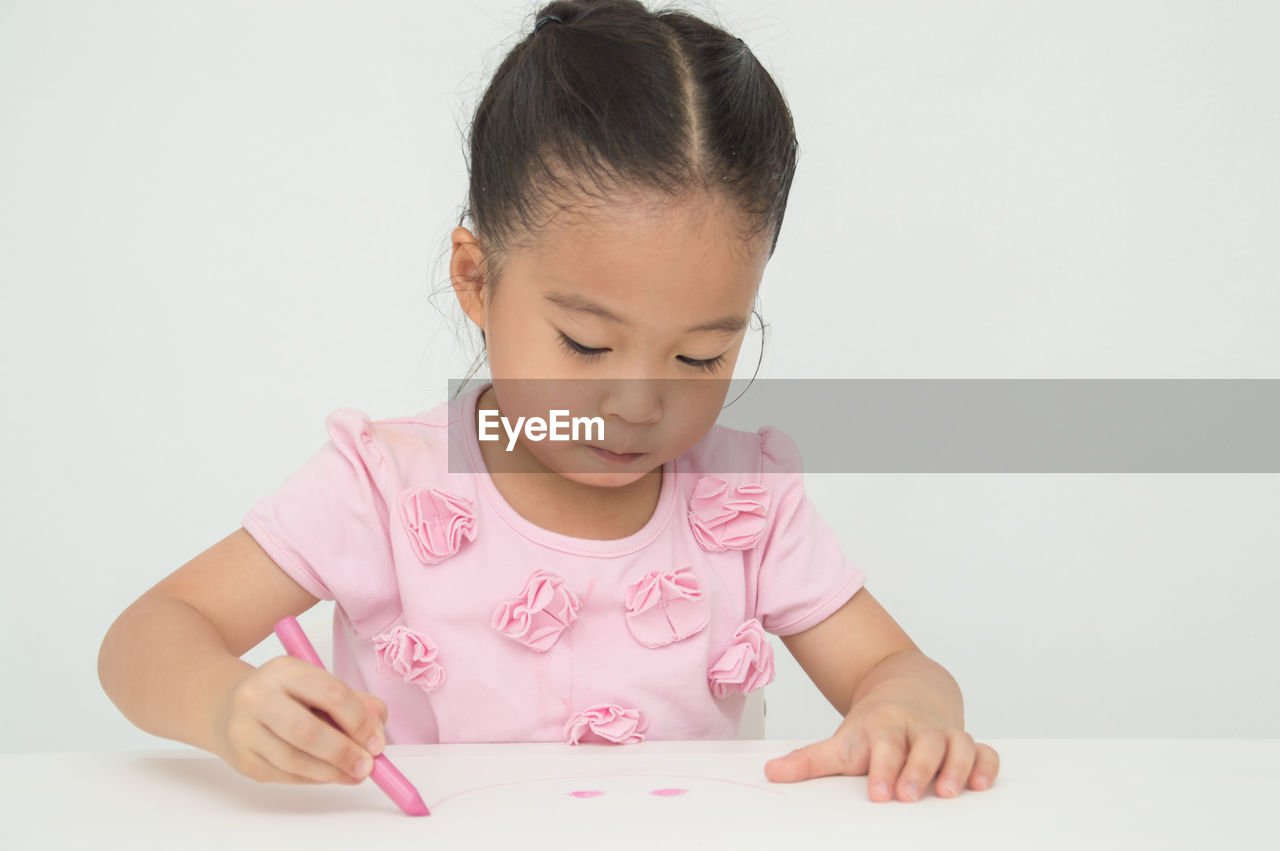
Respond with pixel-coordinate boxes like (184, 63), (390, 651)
(451, 191), (769, 489)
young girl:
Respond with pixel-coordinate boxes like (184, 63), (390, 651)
(98, 0), (998, 804)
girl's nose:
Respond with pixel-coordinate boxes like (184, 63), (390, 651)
(597, 377), (663, 426)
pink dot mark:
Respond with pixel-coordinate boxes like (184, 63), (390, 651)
(650, 788), (689, 797)
(568, 790), (604, 798)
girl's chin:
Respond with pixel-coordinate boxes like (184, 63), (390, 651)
(520, 445), (663, 487)
(555, 469), (652, 488)
(550, 453), (659, 486)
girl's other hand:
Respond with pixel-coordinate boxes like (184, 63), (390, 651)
(207, 655), (388, 785)
(763, 698), (999, 802)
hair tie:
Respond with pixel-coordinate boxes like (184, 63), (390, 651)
(535, 15), (563, 34)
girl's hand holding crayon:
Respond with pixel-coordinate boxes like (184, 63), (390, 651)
(207, 655), (389, 786)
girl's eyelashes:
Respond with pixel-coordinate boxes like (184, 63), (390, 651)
(557, 331), (607, 360)
(677, 353), (727, 373)
(556, 331), (727, 373)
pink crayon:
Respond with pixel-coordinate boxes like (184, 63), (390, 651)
(272, 616), (431, 816)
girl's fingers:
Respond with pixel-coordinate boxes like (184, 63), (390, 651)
(255, 714), (369, 785)
(934, 730), (977, 798)
(280, 662), (385, 757)
(354, 694), (388, 754)
(969, 743), (1000, 790)
(273, 662), (382, 769)
(370, 696), (389, 726)
(865, 733), (909, 803)
(244, 725), (350, 785)
(262, 695), (375, 783)
(894, 729), (947, 802)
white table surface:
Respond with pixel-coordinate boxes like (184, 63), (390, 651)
(2, 739), (1276, 850)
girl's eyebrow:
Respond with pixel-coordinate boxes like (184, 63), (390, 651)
(544, 290), (747, 335)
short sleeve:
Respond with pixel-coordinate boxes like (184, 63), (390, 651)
(241, 408), (400, 636)
(746, 426), (867, 636)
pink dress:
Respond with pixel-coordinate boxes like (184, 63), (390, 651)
(242, 381), (866, 745)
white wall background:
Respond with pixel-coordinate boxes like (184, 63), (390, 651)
(1, 0), (1276, 754)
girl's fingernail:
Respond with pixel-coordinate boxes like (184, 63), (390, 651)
(974, 776), (988, 790)
(367, 734), (382, 754)
(353, 757), (373, 779)
(903, 781), (919, 801)
(873, 782), (890, 798)
(938, 781), (955, 796)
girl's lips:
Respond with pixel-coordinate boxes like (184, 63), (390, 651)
(589, 445), (645, 463)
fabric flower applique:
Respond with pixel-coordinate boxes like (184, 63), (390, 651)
(563, 704), (649, 745)
(373, 625), (446, 692)
(623, 565), (709, 648)
(399, 486), (477, 565)
(490, 569), (582, 652)
(707, 618), (774, 699)
(687, 475), (771, 552)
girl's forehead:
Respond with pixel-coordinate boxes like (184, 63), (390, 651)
(528, 243), (763, 327)
(540, 190), (756, 245)
(521, 196), (768, 296)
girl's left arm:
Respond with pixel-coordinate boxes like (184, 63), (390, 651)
(762, 586), (1000, 802)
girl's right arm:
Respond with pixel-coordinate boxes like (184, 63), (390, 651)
(97, 527), (387, 786)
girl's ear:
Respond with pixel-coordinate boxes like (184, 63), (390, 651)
(450, 226), (489, 327)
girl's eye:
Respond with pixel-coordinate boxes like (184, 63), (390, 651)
(557, 331), (726, 373)
(558, 332), (608, 360)
(677, 353), (728, 373)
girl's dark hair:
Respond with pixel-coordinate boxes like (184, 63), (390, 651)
(450, 0), (798, 398)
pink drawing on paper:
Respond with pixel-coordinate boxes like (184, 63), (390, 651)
(429, 773), (787, 810)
